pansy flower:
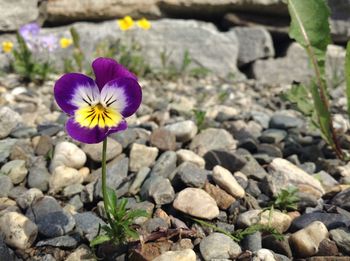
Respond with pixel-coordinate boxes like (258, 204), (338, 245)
(2, 41), (13, 53)
(137, 18), (151, 30)
(54, 57), (142, 144)
(117, 16), (134, 31)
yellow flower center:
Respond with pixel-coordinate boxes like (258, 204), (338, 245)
(75, 103), (122, 129)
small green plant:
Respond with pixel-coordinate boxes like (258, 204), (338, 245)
(90, 189), (148, 247)
(192, 109), (206, 130)
(12, 34), (53, 83)
(63, 27), (85, 73)
(270, 187), (299, 211)
(284, 0), (343, 159)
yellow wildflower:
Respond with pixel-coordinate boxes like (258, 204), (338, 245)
(117, 16), (134, 31)
(2, 41), (13, 53)
(59, 38), (73, 48)
(137, 18), (151, 30)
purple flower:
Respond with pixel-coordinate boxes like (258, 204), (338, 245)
(19, 22), (40, 40)
(39, 35), (58, 52)
(54, 57), (142, 144)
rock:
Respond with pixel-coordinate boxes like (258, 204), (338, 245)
(68, 195), (83, 211)
(26, 196), (75, 238)
(150, 128), (177, 151)
(203, 182), (235, 210)
(200, 232), (241, 261)
(291, 212), (350, 231)
(190, 128), (237, 156)
(0, 212), (37, 249)
(0, 175), (13, 197)
(267, 158), (325, 198)
(49, 166), (84, 193)
(129, 167), (150, 195)
(176, 149), (205, 168)
(16, 188), (43, 210)
(175, 162), (208, 188)
(233, 27), (274, 66)
(237, 210), (292, 233)
(289, 221), (328, 257)
(28, 162), (51, 192)
(82, 138), (122, 162)
(153, 249), (196, 261)
(314, 171), (338, 192)
(332, 188), (350, 210)
(0, 236), (13, 261)
(238, 148), (268, 180)
(259, 129), (287, 144)
(34, 135), (53, 156)
(94, 157), (129, 198)
(129, 143), (159, 172)
(110, 128), (138, 148)
(173, 188), (219, 220)
(329, 1), (350, 43)
(330, 228), (350, 254)
(252, 43), (312, 84)
(0, 0), (38, 31)
(63, 183), (84, 197)
(212, 165), (245, 198)
(317, 238), (339, 256)
(171, 238), (194, 251)
(9, 140), (34, 164)
(45, 0), (160, 23)
(74, 212), (106, 241)
(140, 176), (175, 205)
(65, 245), (95, 261)
(150, 151), (177, 178)
(0, 106), (22, 139)
(204, 150), (246, 173)
(254, 249), (277, 261)
(50, 141), (87, 172)
(0, 160), (27, 184)
(164, 120), (198, 142)
(269, 113), (304, 129)
(262, 234), (292, 258)
(36, 235), (79, 249)
(241, 231), (262, 252)
(144, 217), (169, 233)
(0, 139), (17, 163)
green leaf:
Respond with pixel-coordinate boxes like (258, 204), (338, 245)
(90, 234), (111, 247)
(105, 187), (117, 216)
(345, 41), (350, 117)
(70, 27), (80, 48)
(282, 84), (314, 116)
(124, 209), (148, 220)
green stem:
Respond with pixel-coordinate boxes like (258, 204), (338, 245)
(102, 139), (112, 223)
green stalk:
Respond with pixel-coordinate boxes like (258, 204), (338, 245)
(102, 139), (113, 224)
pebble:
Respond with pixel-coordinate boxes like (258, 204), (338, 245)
(0, 139), (17, 163)
(176, 162), (208, 188)
(150, 151), (177, 178)
(176, 149), (205, 168)
(212, 165), (245, 198)
(0, 175), (13, 197)
(129, 167), (150, 195)
(254, 249), (277, 261)
(289, 221), (328, 257)
(129, 143), (159, 172)
(173, 188), (219, 220)
(332, 188), (350, 210)
(0, 236), (13, 261)
(0, 212), (37, 249)
(63, 183), (84, 197)
(237, 210), (292, 233)
(238, 148), (268, 180)
(34, 135), (53, 156)
(49, 166), (84, 194)
(36, 235), (79, 249)
(65, 245), (95, 261)
(204, 150), (246, 173)
(140, 176), (175, 205)
(171, 238), (194, 251)
(267, 158), (325, 198)
(16, 188), (43, 210)
(291, 212), (350, 231)
(199, 232), (241, 260)
(242, 231), (262, 252)
(74, 212), (106, 241)
(330, 228), (350, 254)
(203, 181), (235, 210)
(0, 160), (27, 184)
(0, 106), (22, 139)
(269, 114), (303, 129)
(144, 217), (169, 233)
(27, 163), (50, 192)
(110, 128), (138, 148)
(50, 141), (87, 172)
(164, 120), (198, 142)
(190, 128), (237, 156)
(153, 249), (196, 261)
(259, 129), (287, 144)
(316, 238), (339, 256)
(82, 137), (122, 162)
(262, 235), (292, 258)
(150, 128), (177, 151)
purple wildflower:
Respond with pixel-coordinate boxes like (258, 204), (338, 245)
(19, 22), (40, 41)
(54, 57), (142, 144)
(39, 35), (58, 52)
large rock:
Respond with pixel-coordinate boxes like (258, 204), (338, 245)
(267, 158), (325, 198)
(0, 0), (38, 31)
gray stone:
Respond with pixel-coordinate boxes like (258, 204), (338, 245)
(262, 234), (292, 258)
(329, 1), (350, 43)
(0, 107), (22, 139)
(204, 150), (246, 173)
(0, 175), (13, 197)
(16, 188), (43, 210)
(190, 128), (237, 157)
(291, 212), (350, 231)
(150, 128), (177, 151)
(0, 160), (27, 184)
(36, 235), (79, 249)
(129, 143), (159, 172)
(27, 163), (51, 192)
(110, 128), (138, 148)
(259, 129), (287, 144)
(330, 227), (350, 254)
(238, 148), (268, 180)
(241, 231), (262, 252)
(270, 113), (304, 129)
(233, 27), (274, 66)
(164, 120), (198, 142)
(0, 0), (38, 31)
(200, 233), (241, 261)
(0, 236), (13, 261)
(150, 151), (177, 178)
(176, 149), (205, 168)
(332, 188), (350, 210)
(63, 183), (84, 197)
(82, 137), (122, 162)
(0, 139), (17, 163)
(129, 167), (150, 195)
(35, 135), (53, 156)
(68, 195), (84, 211)
(175, 162), (208, 188)
(140, 176), (175, 205)
(10, 126), (37, 138)
(74, 212), (106, 241)
(143, 217), (169, 233)
(94, 157), (129, 198)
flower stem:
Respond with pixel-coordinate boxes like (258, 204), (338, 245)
(101, 138), (112, 223)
